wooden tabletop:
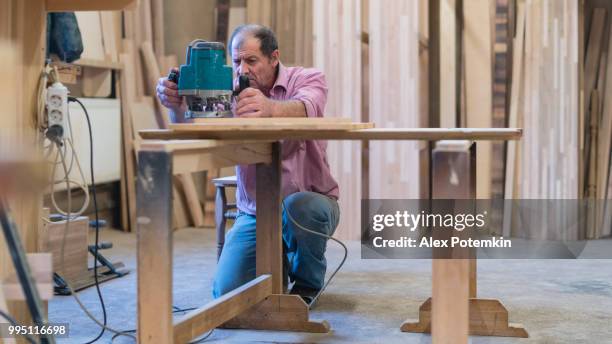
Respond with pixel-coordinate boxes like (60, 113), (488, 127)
(139, 127), (523, 141)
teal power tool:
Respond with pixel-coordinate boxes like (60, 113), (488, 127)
(168, 39), (249, 118)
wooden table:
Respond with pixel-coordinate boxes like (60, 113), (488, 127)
(137, 125), (525, 344)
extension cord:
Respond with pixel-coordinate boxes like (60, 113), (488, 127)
(281, 199), (348, 309)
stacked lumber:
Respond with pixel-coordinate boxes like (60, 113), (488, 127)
(584, 0), (612, 238)
(505, 0), (581, 238)
(119, 0), (209, 231)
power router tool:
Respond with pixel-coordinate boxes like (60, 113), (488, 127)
(168, 39), (249, 119)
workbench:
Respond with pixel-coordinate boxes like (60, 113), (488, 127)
(137, 122), (525, 343)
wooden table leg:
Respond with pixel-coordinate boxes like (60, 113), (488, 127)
(222, 141), (329, 333)
(137, 149), (174, 343)
(401, 141), (528, 340)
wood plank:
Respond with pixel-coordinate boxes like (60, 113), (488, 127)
(151, 0), (165, 62)
(597, 22), (612, 235)
(46, 0), (136, 11)
(368, 0), (424, 205)
(583, 8), (607, 192)
(313, 0), (362, 240)
(74, 11), (106, 60)
(432, 259), (469, 343)
(140, 127), (523, 141)
(177, 174), (205, 227)
(81, 67), (112, 98)
(2, 253), (53, 301)
(119, 52), (138, 232)
(181, 118), (371, 130)
(140, 41), (170, 129)
(171, 143), (273, 174)
(440, 0), (458, 128)
(173, 275), (272, 344)
(256, 142), (283, 294)
(222, 294), (329, 333)
(100, 11), (120, 62)
(130, 97), (158, 138)
(0, 0), (47, 328)
(192, 117), (353, 124)
(464, 0), (493, 198)
(503, 2), (525, 236)
(402, 298), (528, 337)
(39, 216), (89, 282)
(137, 149), (174, 344)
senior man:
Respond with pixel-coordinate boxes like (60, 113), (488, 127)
(156, 24), (339, 305)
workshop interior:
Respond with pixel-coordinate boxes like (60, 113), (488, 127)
(1, 0), (612, 343)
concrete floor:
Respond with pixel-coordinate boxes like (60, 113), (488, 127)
(49, 227), (612, 343)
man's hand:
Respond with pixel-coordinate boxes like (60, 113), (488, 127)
(156, 68), (186, 113)
(235, 88), (277, 118)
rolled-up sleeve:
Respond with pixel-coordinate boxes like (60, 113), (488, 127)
(291, 69), (328, 117)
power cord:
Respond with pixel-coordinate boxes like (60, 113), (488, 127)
(47, 97), (135, 343)
(108, 307), (213, 344)
(281, 199), (348, 309)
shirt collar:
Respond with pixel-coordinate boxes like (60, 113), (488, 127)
(271, 63), (288, 93)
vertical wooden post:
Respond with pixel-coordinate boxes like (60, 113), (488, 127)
(430, 141), (475, 344)
(255, 142), (283, 294)
(137, 150), (174, 344)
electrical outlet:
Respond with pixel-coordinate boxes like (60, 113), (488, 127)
(46, 81), (69, 139)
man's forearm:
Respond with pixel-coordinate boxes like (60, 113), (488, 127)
(271, 100), (307, 118)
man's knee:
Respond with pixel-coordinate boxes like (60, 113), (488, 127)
(283, 192), (335, 234)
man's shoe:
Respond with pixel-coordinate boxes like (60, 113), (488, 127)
(289, 285), (321, 308)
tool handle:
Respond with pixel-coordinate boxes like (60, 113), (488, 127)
(168, 69), (179, 84)
(239, 75), (250, 92)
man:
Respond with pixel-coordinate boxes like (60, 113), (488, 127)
(156, 24), (340, 304)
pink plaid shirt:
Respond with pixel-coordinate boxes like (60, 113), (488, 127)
(235, 64), (339, 215)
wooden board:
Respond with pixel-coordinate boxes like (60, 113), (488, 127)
(583, 8), (607, 194)
(368, 0), (425, 205)
(517, 0), (579, 202)
(118, 52), (138, 232)
(0, 0), (47, 328)
(464, 0), (493, 198)
(46, 0), (136, 11)
(313, 0), (362, 240)
(176, 118), (371, 131)
(140, 41), (170, 129)
(39, 216), (89, 282)
(597, 15), (612, 234)
(141, 127), (522, 141)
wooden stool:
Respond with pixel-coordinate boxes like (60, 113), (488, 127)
(212, 176), (238, 261)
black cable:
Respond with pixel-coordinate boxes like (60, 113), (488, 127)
(281, 199), (348, 309)
(0, 309), (40, 344)
(109, 308), (214, 344)
(68, 97), (106, 343)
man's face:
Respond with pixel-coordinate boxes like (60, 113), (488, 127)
(231, 34), (279, 93)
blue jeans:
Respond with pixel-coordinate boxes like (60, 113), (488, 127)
(212, 191), (340, 298)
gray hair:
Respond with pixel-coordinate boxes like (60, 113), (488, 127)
(229, 24), (279, 59)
